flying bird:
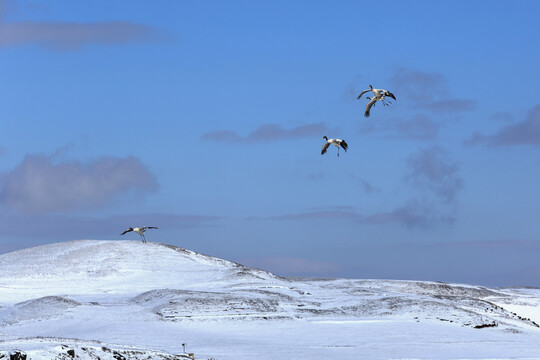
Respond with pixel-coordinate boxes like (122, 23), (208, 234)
(322, 136), (348, 157)
(357, 85), (396, 117)
(364, 95), (393, 117)
(120, 226), (158, 243)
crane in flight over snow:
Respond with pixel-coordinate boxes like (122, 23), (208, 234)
(357, 85), (396, 117)
(321, 136), (348, 157)
(120, 226), (158, 243)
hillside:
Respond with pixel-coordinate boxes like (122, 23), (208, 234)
(1, 240), (539, 359)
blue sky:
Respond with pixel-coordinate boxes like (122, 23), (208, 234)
(1, 0), (539, 286)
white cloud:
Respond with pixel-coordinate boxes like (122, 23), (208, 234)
(0, 154), (158, 213)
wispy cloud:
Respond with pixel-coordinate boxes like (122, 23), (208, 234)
(489, 111), (514, 123)
(0, 212), (220, 241)
(359, 114), (440, 141)
(272, 209), (359, 221)
(361, 201), (455, 228)
(422, 99), (475, 112)
(0, 0), (49, 19)
(201, 122), (335, 143)
(356, 68), (474, 141)
(306, 205), (357, 212)
(465, 105), (540, 147)
(258, 147), (463, 228)
(0, 153), (158, 213)
(357, 178), (381, 194)
(404, 146), (464, 204)
(0, 19), (170, 50)
(307, 172), (380, 194)
(0, 0), (7, 21)
(388, 68), (448, 101)
(388, 68), (476, 113)
(361, 203), (431, 227)
(347, 174), (381, 194)
(261, 202), (451, 228)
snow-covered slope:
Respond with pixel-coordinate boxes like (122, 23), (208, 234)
(1, 240), (539, 359)
(0, 240), (274, 301)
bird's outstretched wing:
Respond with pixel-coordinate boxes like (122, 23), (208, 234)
(357, 89), (372, 99)
(340, 140), (348, 152)
(321, 142), (330, 155)
(142, 226), (158, 230)
(120, 227), (133, 235)
(364, 97), (377, 117)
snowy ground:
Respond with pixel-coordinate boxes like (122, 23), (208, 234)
(0, 240), (539, 359)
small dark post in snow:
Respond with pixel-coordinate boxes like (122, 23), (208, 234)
(182, 343), (187, 353)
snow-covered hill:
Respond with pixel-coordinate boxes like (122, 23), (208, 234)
(1, 240), (539, 359)
(0, 240), (275, 301)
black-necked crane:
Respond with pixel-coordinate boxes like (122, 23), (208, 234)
(321, 136), (348, 157)
(357, 85), (396, 117)
(364, 95), (393, 117)
(120, 226), (158, 243)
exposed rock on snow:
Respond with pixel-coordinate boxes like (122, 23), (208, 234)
(0, 337), (191, 360)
